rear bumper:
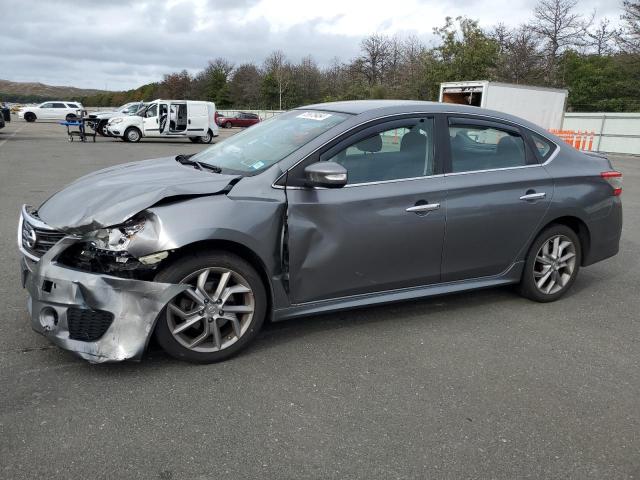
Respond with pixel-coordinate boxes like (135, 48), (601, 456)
(21, 238), (187, 363)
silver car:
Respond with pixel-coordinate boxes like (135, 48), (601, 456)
(18, 101), (623, 363)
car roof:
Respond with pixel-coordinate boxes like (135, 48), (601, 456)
(298, 100), (551, 136)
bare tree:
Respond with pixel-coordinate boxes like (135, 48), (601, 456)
(358, 34), (392, 86)
(587, 18), (618, 55)
(264, 50), (291, 110)
(619, 0), (640, 53)
(492, 24), (545, 84)
(531, 0), (591, 85)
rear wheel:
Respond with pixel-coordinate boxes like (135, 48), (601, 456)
(97, 120), (109, 136)
(24, 112), (36, 122)
(519, 224), (581, 302)
(200, 129), (213, 144)
(124, 126), (141, 143)
(65, 113), (77, 122)
(154, 251), (267, 363)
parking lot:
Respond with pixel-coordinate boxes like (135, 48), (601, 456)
(1, 119), (639, 479)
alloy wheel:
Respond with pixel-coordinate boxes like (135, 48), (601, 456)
(533, 234), (577, 295)
(166, 267), (255, 352)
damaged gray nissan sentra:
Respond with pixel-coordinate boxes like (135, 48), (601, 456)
(19, 100), (623, 363)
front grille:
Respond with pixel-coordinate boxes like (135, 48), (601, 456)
(20, 209), (66, 260)
(67, 308), (114, 342)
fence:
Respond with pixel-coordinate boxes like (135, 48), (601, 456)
(561, 112), (640, 155)
(549, 129), (595, 151)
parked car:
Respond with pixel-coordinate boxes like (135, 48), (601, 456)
(0, 111), (4, 130)
(87, 101), (146, 136)
(18, 101), (83, 122)
(19, 100), (622, 364)
(106, 99), (218, 143)
(217, 111), (260, 128)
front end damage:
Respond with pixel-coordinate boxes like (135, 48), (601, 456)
(19, 206), (188, 363)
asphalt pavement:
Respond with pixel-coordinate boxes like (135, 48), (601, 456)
(0, 119), (638, 479)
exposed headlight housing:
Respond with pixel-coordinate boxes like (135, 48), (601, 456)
(88, 217), (146, 252)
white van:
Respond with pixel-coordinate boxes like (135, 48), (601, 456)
(106, 99), (219, 143)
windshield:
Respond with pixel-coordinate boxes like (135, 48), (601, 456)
(120, 102), (142, 115)
(191, 110), (351, 174)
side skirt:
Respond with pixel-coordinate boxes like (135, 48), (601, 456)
(272, 261), (524, 321)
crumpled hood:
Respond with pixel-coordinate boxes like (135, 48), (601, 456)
(37, 156), (241, 233)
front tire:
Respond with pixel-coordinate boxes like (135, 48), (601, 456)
(154, 251), (267, 363)
(519, 224), (581, 303)
(225, 121), (232, 129)
(24, 112), (36, 122)
(124, 126), (141, 143)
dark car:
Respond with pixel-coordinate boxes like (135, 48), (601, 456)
(18, 100), (622, 364)
(218, 111), (260, 128)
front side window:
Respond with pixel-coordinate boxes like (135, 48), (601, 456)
(145, 104), (158, 118)
(323, 120), (435, 185)
(192, 110), (350, 174)
(52, 103), (67, 108)
(40, 103), (53, 108)
(449, 124), (526, 173)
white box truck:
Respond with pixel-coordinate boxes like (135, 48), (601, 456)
(439, 81), (567, 130)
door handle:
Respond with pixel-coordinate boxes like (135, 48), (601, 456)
(519, 192), (546, 201)
(406, 203), (440, 213)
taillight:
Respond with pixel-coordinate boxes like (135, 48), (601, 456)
(601, 171), (623, 196)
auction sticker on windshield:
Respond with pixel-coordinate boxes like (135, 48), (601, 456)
(296, 112), (333, 121)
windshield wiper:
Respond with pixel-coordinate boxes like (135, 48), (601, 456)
(175, 154), (222, 173)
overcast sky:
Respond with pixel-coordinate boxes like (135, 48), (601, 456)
(0, 0), (623, 91)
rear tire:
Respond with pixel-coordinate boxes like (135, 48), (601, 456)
(154, 251), (267, 363)
(97, 120), (109, 137)
(200, 129), (213, 144)
(65, 113), (77, 122)
(519, 224), (581, 303)
(24, 112), (36, 122)
(124, 126), (141, 143)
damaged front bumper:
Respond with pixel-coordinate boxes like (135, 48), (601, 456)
(21, 237), (188, 363)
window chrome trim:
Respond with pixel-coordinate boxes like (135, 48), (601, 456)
(272, 110), (561, 190)
(279, 173), (445, 190)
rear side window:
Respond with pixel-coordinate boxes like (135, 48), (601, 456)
(67, 103), (79, 108)
(530, 132), (556, 160)
(448, 124), (526, 173)
(52, 103), (67, 108)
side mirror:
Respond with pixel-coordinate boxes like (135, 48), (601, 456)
(304, 162), (348, 188)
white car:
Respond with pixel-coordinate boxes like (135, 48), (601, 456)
(87, 101), (145, 136)
(107, 99), (218, 143)
(18, 101), (84, 122)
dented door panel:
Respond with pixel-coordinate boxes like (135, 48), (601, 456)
(286, 177), (447, 304)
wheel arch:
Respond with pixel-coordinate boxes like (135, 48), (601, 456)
(537, 215), (591, 266)
(166, 239), (274, 319)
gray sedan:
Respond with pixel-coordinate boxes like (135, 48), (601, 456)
(18, 100), (623, 363)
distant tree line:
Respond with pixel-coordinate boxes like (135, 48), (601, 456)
(11, 0), (640, 112)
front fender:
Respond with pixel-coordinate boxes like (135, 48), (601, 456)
(128, 194), (286, 277)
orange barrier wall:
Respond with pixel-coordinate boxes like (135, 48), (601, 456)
(549, 129), (595, 151)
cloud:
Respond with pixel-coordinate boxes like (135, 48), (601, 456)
(0, 0), (624, 90)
